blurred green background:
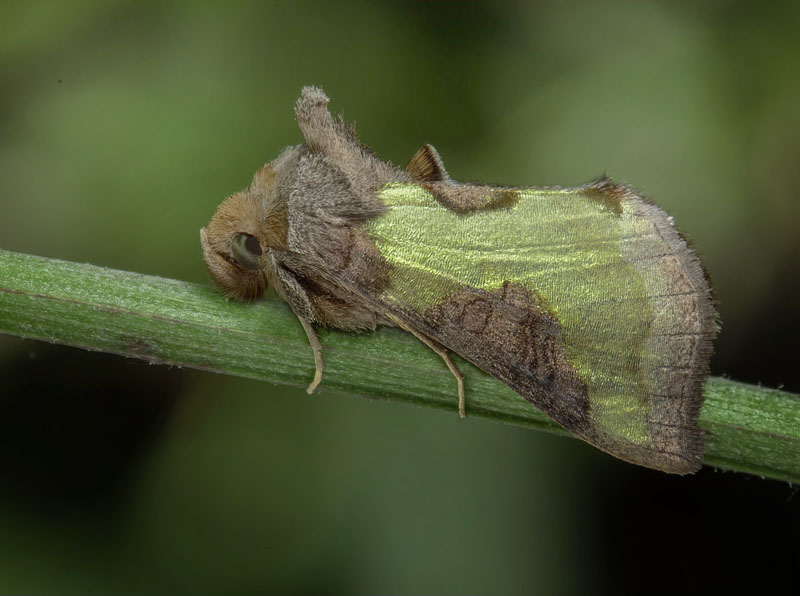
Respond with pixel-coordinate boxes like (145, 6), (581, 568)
(1, 1), (798, 594)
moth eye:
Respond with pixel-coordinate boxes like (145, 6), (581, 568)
(231, 233), (264, 270)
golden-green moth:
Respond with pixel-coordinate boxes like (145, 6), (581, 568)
(201, 86), (717, 474)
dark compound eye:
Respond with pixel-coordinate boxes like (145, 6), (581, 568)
(231, 233), (263, 270)
(244, 234), (262, 255)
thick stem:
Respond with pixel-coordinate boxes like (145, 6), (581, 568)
(1, 249), (798, 482)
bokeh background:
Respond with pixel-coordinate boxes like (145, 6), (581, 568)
(1, 1), (798, 593)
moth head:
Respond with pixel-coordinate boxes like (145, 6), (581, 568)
(201, 160), (289, 300)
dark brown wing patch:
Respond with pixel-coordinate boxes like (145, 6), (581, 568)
(581, 176), (626, 215)
(422, 182), (521, 213)
(418, 281), (591, 434)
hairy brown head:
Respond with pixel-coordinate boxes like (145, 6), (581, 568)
(200, 159), (290, 300)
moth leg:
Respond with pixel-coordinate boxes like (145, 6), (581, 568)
(299, 317), (324, 394)
(388, 314), (466, 418)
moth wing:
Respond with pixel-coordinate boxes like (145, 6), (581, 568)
(349, 179), (716, 474)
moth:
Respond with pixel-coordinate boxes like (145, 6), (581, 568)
(201, 86), (717, 474)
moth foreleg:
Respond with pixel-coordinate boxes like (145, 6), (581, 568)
(299, 316), (324, 394)
(387, 314), (466, 418)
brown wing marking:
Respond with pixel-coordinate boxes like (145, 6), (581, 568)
(579, 176), (625, 215)
(421, 182), (521, 213)
(411, 281), (593, 437)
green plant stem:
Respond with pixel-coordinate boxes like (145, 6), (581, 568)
(1, 248), (798, 481)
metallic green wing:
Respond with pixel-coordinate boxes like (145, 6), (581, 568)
(362, 178), (716, 473)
